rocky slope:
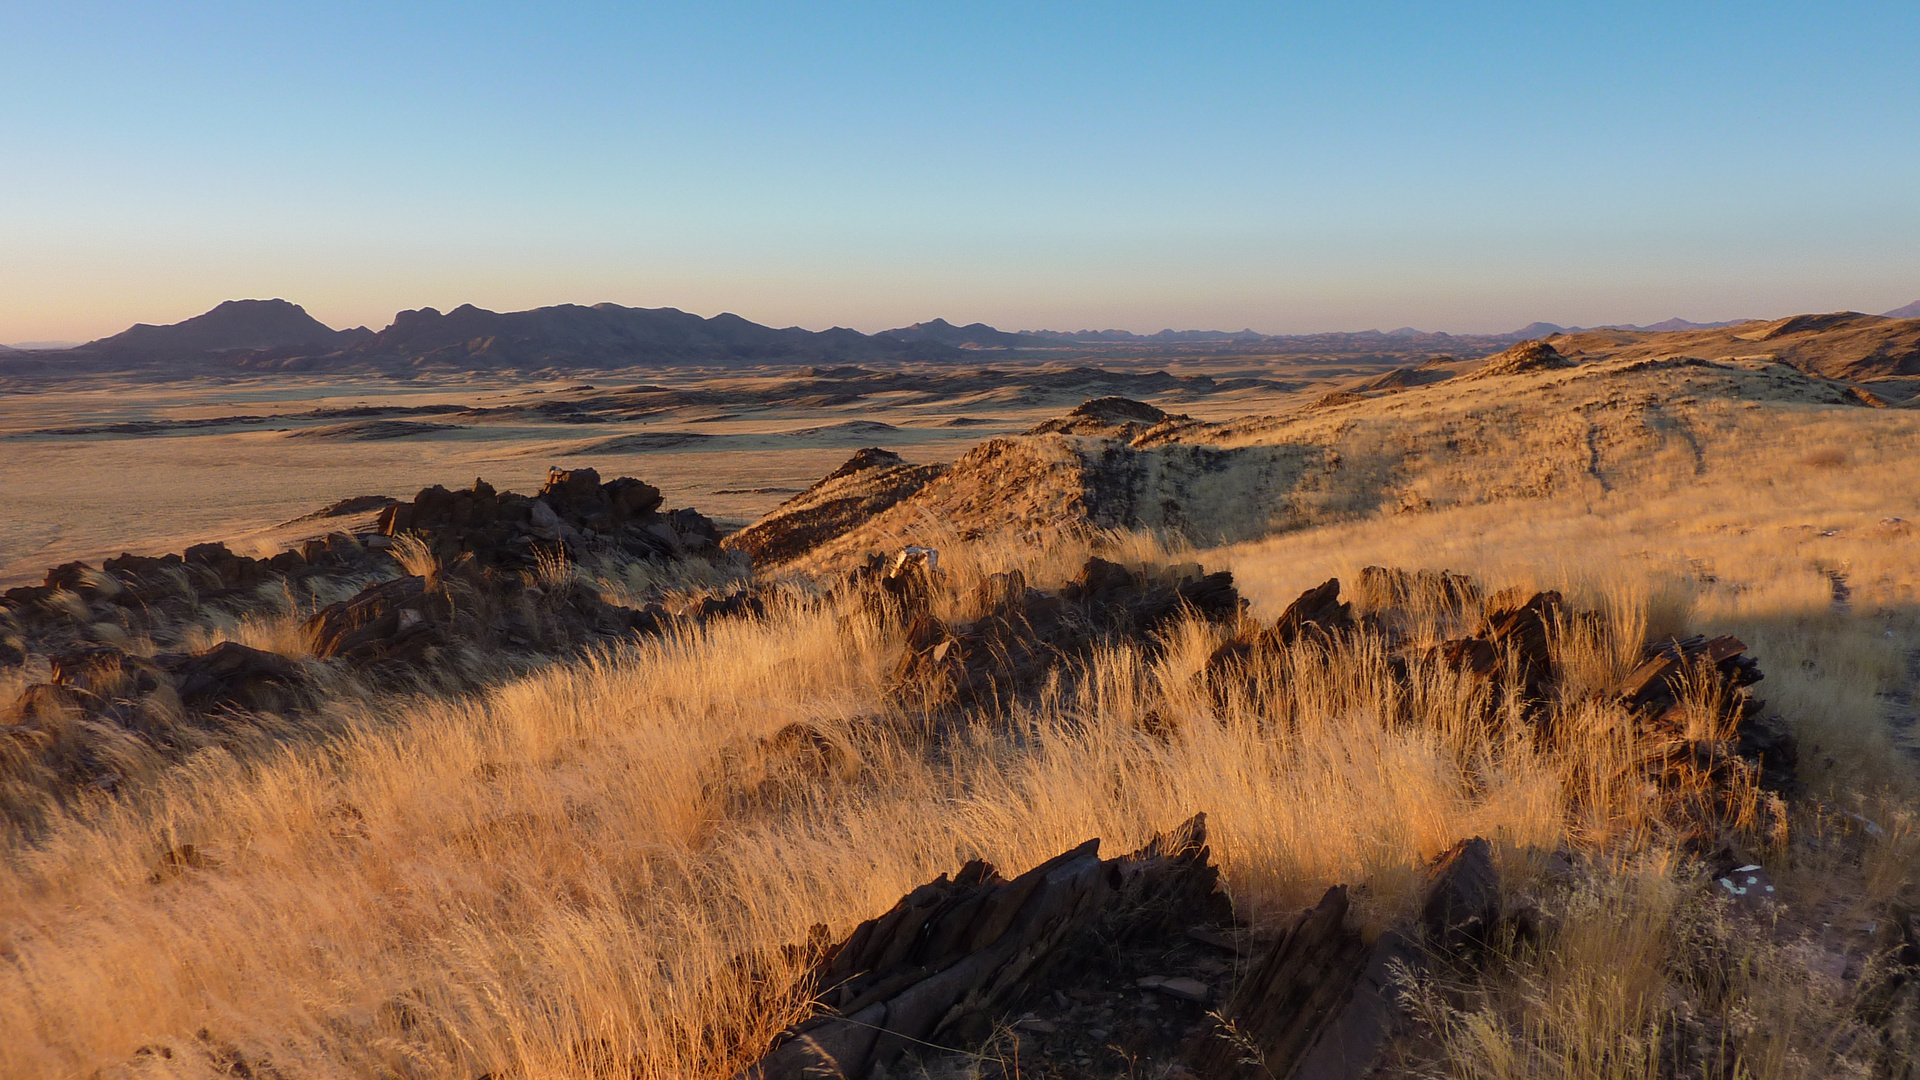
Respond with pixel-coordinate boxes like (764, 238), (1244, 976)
(732, 348), (1909, 574)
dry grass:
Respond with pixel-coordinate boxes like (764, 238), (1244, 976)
(4, 360), (1920, 1077)
(2, 531), (1908, 1079)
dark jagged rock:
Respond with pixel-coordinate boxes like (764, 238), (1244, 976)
(1271, 577), (1353, 646)
(743, 813), (1229, 1080)
(1482, 588), (1563, 702)
(1188, 837), (1502, 1080)
(161, 642), (310, 714)
(1061, 557), (1242, 632)
(1419, 837), (1501, 959)
(684, 591), (765, 621)
(13, 640), (310, 726)
(1202, 577), (1354, 688)
(0, 640), (314, 810)
(1610, 633), (1793, 796)
(1187, 885), (1376, 1079)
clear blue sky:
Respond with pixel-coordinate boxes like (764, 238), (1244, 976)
(3, 1), (1917, 341)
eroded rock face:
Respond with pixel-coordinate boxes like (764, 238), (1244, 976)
(719, 449), (948, 568)
(744, 433), (1299, 572)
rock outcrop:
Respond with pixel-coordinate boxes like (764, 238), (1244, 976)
(719, 449), (947, 568)
(889, 556), (1242, 708)
(0, 470), (714, 667)
(730, 432), (1299, 572)
(1025, 395), (1182, 440)
(744, 813), (1231, 1080)
(1204, 573), (1792, 825)
(1469, 339), (1574, 379)
(373, 467), (718, 567)
(303, 556), (663, 676)
(1188, 838), (1501, 1080)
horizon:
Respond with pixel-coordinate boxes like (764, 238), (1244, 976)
(13, 293), (1903, 352)
(3, 2), (1917, 342)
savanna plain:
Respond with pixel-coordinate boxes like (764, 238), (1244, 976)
(3, 320), (1920, 1080)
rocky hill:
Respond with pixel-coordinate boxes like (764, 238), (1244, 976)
(80, 299), (370, 361)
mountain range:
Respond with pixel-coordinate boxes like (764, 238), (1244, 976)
(4, 297), (1917, 375)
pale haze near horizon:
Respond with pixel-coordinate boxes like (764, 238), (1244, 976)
(2, 1), (1916, 344)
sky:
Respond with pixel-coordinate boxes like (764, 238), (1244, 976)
(2, 1), (1917, 343)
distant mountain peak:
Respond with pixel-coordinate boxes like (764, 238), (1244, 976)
(81, 297), (354, 360)
(879, 318), (1026, 348)
(1884, 299), (1920, 319)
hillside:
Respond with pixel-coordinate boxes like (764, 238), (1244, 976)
(743, 346), (1908, 573)
(1548, 311), (1920, 382)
